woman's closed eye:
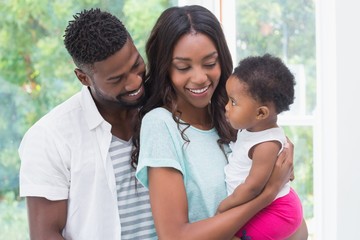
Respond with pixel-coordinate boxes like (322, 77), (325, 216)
(204, 62), (217, 68)
(176, 66), (191, 71)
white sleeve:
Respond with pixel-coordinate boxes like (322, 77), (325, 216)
(136, 111), (183, 189)
(19, 122), (70, 200)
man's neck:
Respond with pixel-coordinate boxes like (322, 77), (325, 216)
(88, 88), (138, 141)
(100, 106), (137, 141)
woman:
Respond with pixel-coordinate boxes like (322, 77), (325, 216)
(132, 5), (307, 239)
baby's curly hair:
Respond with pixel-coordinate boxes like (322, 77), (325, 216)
(233, 54), (296, 113)
(64, 8), (128, 70)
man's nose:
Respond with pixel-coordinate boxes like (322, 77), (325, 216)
(125, 73), (142, 91)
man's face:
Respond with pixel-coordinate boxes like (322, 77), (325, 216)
(78, 38), (146, 109)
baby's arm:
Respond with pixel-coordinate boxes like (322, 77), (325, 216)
(217, 140), (282, 214)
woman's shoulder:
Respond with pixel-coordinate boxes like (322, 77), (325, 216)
(142, 107), (174, 126)
(141, 107), (179, 137)
(143, 107), (171, 120)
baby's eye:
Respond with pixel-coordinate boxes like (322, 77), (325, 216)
(231, 99), (236, 106)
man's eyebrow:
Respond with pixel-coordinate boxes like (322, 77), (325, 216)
(173, 51), (218, 61)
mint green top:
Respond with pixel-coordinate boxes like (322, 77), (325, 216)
(136, 107), (228, 222)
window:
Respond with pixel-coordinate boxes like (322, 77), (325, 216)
(219, 0), (316, 238)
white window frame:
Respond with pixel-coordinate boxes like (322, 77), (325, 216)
(314, 0), (337, 239)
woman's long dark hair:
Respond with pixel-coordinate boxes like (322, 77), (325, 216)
(131, 5), (236, 168)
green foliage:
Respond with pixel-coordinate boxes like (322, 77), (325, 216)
(234, 1), (316, 219)
(0, 0), (173, 237)
(0, 0), (173, 197)
(0, 194), (29, 240)
(235, 0), (316, 114)
(123, 0), (172, 60)
(283, 126), (314, 219)
(0, 146), (21, 196)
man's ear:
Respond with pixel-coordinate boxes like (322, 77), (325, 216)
(74, 68), (91, 86)
(256, 106), (270, 120)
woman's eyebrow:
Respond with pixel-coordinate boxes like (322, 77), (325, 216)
(173, 51), (218, 62)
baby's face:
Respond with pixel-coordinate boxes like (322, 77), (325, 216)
(225, 76), (260, 130)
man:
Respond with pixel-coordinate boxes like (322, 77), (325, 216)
(19, 8), (156, 239)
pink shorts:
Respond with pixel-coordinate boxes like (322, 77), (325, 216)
(236, 188), (303, 240)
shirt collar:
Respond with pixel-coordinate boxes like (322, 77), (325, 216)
(80, 86), (106, 130)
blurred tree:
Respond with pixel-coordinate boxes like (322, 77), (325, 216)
(284, 126), (314, 219)
(0, 0), (172, 237)
(235, 0), (316, 114)
(0, 0), (172, 196)
(234, 0), (316, 219)
(123, 0), (171, 59)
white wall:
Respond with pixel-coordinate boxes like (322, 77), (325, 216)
(316, 0), (360, 239)
(335, 0), (360, 238)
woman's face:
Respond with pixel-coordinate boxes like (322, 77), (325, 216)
(169, 33), (221, 112)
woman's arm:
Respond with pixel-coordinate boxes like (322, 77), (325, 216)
(287, 218), (308, 240)
(148, 146), (293, 240)
(26, 197), (67, 240)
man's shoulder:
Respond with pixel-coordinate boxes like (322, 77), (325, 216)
(29, 91), (84, 132)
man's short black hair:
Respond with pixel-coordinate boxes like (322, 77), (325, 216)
(64, 8), (128, 69)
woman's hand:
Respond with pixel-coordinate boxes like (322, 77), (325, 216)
(265, 138), (294, 195)
(286, 138), (295, 182)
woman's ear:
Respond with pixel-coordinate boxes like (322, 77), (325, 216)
(74, 68), (91, 86)
(256, 106), (270, 120)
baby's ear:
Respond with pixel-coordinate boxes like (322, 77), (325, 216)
(256, 106), (270, 120)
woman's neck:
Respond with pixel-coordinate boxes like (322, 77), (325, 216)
(176, 105), (213, 130)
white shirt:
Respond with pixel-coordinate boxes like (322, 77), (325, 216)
(19, 86), (121, 239)
(225, 128), (290, 200)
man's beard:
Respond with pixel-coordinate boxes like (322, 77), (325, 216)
(115, 90), (146, 109)
(90, 85), (146, 109)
